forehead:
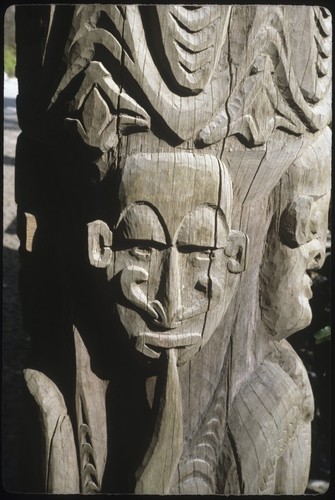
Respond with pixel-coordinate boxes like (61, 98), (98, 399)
(118, 153), (232, 236)
(289, 129), (331, 198)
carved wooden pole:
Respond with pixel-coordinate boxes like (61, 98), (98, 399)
(15, 5), (331, 494)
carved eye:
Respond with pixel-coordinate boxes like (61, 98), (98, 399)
(309, 210), (322, 237)
(279, 196), (313, 247)
(179, 246), (215, 267)
(129, 246), (152, 261)
(279, 195), (328, 247)
(192, 250), (216, 268)
(193, 248), (212, 259)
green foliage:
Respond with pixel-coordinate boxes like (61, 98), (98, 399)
(4, 45), (16, 78)
(314, 326), (331, 344)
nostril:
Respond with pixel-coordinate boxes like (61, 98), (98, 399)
(150, 300), (167, 324)
(195, 280), (207, 294)
(149, 300), (182, 330)
(307, 251), (324, 271)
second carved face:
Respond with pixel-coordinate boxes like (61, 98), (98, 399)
(260, 130), (331, 340)
(88, 153), (247, 365)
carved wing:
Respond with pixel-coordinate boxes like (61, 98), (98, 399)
(47, 5), (232, 146)
(197, 6), (332, 147)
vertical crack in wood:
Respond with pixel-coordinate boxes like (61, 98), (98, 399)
(46, 414), (63, 492)
(116, 6), (126, 169)
(226, 424), (245, 494)
(220, 6), (234, 158)
(117, 7), (126, 127)
(171, 355), (231, 493)
(241, 145), (268, 209)
(200, 156), (222, 344)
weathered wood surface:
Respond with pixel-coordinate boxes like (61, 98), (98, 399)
(15, 5), (331, 494)
(23, 368), (79, 493)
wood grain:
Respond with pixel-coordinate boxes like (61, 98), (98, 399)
(15, 5), (331, 494)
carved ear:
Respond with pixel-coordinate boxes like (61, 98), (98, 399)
(224, 230), (248, 273)
(87, 220), (113, 268)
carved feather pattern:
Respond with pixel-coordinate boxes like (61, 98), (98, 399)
(74, 327), (109, 494)
(170, 368), (228, 493)
(20, 6), (330, 147)
(155, 5), (229, 93)
(77, 397), (100, 494)
(171, 343), (314, 494)
(221, 361), (312, 494)
(312, 7), (331, 95)
(50, 5), (150, 155)
(47, 5), (232, 144)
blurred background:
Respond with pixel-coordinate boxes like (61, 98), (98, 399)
(2, 5), (331, 494)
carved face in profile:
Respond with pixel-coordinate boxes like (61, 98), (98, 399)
(260, 133), (331, 340)
(88, 153), (247, 365)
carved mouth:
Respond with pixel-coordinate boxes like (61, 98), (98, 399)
(135, 332), (202, 359)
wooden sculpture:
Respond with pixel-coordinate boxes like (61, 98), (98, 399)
(15, 5), (331, 494)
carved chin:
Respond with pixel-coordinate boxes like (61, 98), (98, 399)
(286, 292), (313, 337)
(262, 293), (312, 340)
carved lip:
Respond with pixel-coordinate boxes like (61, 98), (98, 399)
(304, 273), (313, 299)
(136, 331), (202, 348)
(135, 332), (202, 359)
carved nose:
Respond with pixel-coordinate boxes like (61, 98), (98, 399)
(306, 239), (326, 271)
(152, 247), (182, 330)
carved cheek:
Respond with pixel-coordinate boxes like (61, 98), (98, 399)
(180, 251), (224, 319)
(207, 250), (226, 307)
(263, 244), (314, 339)
(114, 248), (163, 308)
(180, 252), (206, 310)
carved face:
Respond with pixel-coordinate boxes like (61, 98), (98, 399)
(260, 191), (330, 340)
(88, 153), (247, 365)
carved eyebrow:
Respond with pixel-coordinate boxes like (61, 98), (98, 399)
(114, 203), (167, 245)
(176, 205), (228, 248)
(279, 192), (330, 247)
